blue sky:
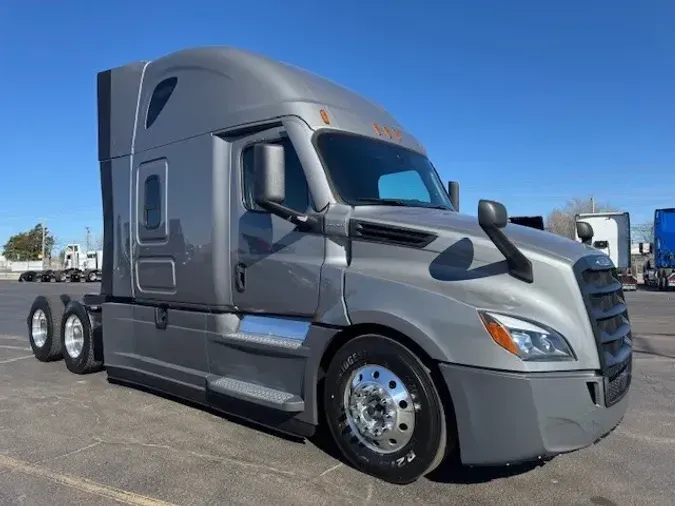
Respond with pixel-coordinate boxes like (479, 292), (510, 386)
(0, 0), (673, 253)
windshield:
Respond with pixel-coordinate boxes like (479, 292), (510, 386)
(315, 132), (454, 210)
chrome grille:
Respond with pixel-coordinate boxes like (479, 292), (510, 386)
(573, 257), (632, 407)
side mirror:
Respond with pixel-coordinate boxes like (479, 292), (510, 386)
(254, 143), (285, 206)
(576, 221), (594, 244)
(478, 200), (507, 229)
(477, 199), (533, 283)
(448, 181), (460, 212)
(250, 142), (323, 233)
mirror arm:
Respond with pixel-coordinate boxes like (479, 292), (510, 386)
(256, 199), (324, 233)
(481, 224), (534, 284)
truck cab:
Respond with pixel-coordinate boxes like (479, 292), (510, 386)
(61, 243), (103, 282)
(575, 212), (637, 290)
(508, 215), (545, 230)
(645, 207), (675, 290)
(27, 46), (632, 485)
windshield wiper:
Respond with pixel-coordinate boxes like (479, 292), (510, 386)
(355, 198), (410, 207)
(411, 200), (453, 210)
(354, 198), (452, 211)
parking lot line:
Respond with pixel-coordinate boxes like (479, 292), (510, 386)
(0, 355), (33, 364)
(0, 335), (24, 342)
(0, 345), (31, 351)
(0, 454), (179, 506)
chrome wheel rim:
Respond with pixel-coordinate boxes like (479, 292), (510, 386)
(64, 314), (84, 358)
(343, 364), (416, 454)
(31, 309), (48, 348)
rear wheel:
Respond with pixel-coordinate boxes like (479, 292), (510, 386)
(323, 334), (450, 484)
(27, 296), (65, 361)
(61, 301), (103, 374)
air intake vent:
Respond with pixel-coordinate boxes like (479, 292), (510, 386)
(349, 220), (437, 248)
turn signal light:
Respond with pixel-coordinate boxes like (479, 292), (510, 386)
(479, 313), (520, 356)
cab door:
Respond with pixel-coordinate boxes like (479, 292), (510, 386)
(229, 126), (325, 317)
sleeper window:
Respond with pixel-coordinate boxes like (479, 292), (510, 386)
(144, 175), (161, 229)
(242, 137), (312, 213)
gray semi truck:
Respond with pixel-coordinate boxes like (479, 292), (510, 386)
(25, 46), (632, 485)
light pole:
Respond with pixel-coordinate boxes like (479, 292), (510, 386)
(41, 219), (46, 269)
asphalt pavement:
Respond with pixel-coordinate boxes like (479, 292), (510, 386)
(0, 282), (673, 505)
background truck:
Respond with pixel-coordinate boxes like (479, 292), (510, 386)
(574, 211), (637, 290)
(508, 215), (545, 230)
(24, 46), (632, 485)
(62, 243), (103, 282)
(18, 244), (103, 283)
(642, 207), (675, 290)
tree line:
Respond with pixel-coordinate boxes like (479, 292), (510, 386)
(1, 223), (103, 262)
(2, 224), (56, 261)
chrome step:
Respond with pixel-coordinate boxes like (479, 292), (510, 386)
(207, 376), (304, 412)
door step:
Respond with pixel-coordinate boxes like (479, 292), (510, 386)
(206, 376), (304, 413)
(226, 331), (304, 350)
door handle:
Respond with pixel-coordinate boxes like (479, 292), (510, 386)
(235, 263), (246, 292)
(155, 307), (168, 330)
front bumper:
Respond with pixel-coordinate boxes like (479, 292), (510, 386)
(439, 363), (630, 466)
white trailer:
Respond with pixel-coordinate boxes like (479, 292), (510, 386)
(575, 211), (637, 290)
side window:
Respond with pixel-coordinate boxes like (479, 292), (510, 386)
(242, 137), (311, 213)
(144, 175), (161, 229)
(378, 170), (431, 202)
(145, 77), (178, 129)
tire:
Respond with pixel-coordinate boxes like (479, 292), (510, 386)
(60, 300), (103, 374)
(87, 271), (97, 283)
(323, 334), (449, 484)
(27, 295), (67, 361)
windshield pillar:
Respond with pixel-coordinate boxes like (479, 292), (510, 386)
(282, 118), (336, 212)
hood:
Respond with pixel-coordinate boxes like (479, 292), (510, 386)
(350, 206), (598, 264)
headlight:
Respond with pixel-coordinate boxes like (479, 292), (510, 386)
(478, 311), (575, 361)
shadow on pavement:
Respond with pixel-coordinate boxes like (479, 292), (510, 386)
(425, 455), (545, 484)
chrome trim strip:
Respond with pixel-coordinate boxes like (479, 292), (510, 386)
(239, 315), (310, 342)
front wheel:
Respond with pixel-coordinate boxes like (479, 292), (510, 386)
(323, 334), (450, 484)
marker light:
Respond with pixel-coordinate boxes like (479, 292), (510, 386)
(320, 109), (331, 125)
(372, 123), (383, 136)
(479, 312), (574, 361)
